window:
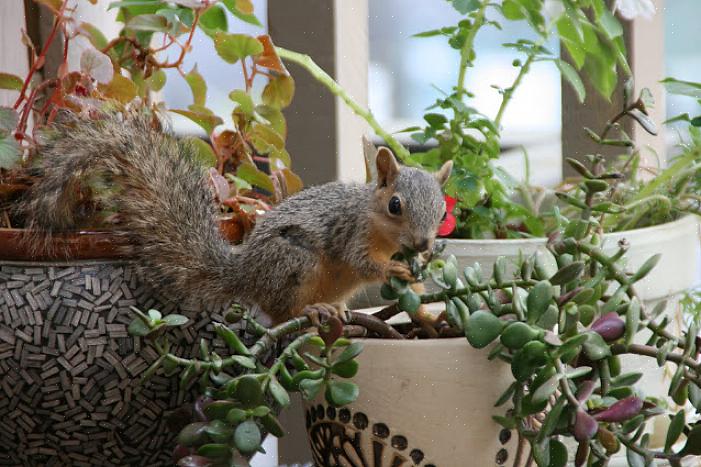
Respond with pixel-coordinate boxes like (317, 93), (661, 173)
(369, 0), (561, 150)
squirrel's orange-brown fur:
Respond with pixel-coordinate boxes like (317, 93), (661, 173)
(20, 111), (452, 323)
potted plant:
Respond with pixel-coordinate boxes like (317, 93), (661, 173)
(0, 0), (301, 463)
(277, 0), (699, 311)
(268, 0), (701, 461)
(144, 207), (701, 466)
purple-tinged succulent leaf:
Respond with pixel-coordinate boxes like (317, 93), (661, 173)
(593, 396), (643, 422)
(177, 422), (209, 447)
(574, 408), (599, 441)
(173, 445), (193, 463)
(590, 312), (625, 341)
(576, 380), (596, 402)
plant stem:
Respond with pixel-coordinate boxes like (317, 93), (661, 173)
(610, 343), (700, 373)
(494, 54), (535, 129)
(349, 312), (404, 339)
(555, 359), (582, 408)
(275, 46), (414, 165)
(420, 279), (537, 303)
(267, 333), (313, 379)
(456, 1), (489, 97)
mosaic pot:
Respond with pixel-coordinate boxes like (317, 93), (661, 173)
(303, 338), (519, 467)
(0, 230), (231, 466)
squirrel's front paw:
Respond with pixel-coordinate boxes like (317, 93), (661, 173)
(302, 303), (349, 327)
(385, 260), (415, 282)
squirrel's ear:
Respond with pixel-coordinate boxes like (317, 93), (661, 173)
(376, 147), (400, 188)
(435, 160), (453, 186)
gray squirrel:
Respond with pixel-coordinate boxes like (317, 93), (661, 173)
(22, 112), (452, 324)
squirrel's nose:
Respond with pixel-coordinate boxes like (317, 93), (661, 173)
(413, 238), (430, 252)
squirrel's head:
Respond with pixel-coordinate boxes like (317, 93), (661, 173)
(371, 147), (453, 253)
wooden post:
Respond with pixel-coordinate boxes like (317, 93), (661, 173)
(269, 2), (369, 463)
(269, 0), (369, 187)
(561, 4), (666, 178)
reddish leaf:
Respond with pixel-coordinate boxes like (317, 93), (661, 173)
(590, 312), (625, 342)
(318, 316), (343, 347)
(254, 35), (288, 74)
(574, 408), (598, 442)
(593, 396), (643, 422)
(576, 380), (596, 402)
(208, 168), (230, 202)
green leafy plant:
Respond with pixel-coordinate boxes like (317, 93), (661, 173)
(552, 77), (701, 234)
(278, 2), (701, 242)
(0, 0), (301, 235)
(277, 0), (632, 239)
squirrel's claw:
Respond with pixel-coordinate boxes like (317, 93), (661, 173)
(302, 302), (348, 328)
(385, 260), (415, 282)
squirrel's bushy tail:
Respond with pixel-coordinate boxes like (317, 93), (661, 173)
(22, 111), (239, 302)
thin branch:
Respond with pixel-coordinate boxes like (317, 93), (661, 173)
(275, 46), (414, 165)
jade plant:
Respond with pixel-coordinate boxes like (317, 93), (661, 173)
(135, 197), (701, 465)
(379, 221), (701, 465)
(0, 0), (301, 235)
(127, 303), (404, 465)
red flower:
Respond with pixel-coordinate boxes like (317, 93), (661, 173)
(438, 194), (457, 237)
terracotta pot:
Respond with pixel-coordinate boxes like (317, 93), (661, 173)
(303, 338), (520, 466)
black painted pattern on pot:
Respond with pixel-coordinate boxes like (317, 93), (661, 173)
(305, 403), (434, 467)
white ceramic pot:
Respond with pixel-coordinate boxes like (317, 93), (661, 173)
(303, 338), (519, 466)
(346, 216), (701, 459)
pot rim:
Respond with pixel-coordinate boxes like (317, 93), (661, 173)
(440, 214), (698, 246)
(0, 228), (131, 262)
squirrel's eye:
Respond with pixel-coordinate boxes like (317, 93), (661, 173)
(388, 196), (402, 215)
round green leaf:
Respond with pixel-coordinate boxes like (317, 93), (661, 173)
(398, 289), (421, 314)
(234, 376), (264, 408)
(548, 439), (568, 467)
(226, 408), (247, 425)
(500, 321), (540, 349)
(299, 378), (323, 400)
(526, 281), (552, 323)
(268, 377), (290, 408)
(261, 412), (284, 438)
(331, 359), (359, 378)
(325, 380), (359, 407)
(162, 314), (189, 326)
(664, 410), (685, 453)
(127, 317), (151, 337)
(214, 32), (263, 64)
(464, 311), (504, 349)
(177, 422), (208, 447)
(233, 420), (261, 454)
